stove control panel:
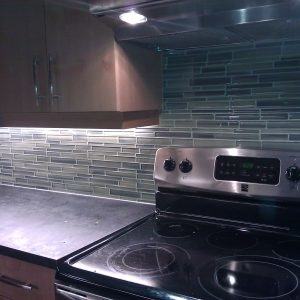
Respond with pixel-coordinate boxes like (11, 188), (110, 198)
(155, 148), (300, 200)
(214, 156), (281, 185)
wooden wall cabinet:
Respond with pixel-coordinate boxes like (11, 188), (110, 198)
(0, 254), (55, 300)
(0, 0), (162, 129)
(0, 0), (48, 114)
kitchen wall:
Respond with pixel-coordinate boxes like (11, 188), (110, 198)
(1, 38), (300, 203)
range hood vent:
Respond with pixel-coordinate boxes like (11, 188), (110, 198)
(89, 0), (300, 50)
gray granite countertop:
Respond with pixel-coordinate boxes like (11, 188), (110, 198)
(0, 185), (154, 268)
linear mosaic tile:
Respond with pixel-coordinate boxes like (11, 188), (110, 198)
(1, 38), (300, 203)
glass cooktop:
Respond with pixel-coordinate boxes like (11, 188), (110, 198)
(68, 215), (300, 300)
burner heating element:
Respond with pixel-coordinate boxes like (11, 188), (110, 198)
(107, 243), (186, 277)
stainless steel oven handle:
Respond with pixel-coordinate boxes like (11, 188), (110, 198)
(0, 274), (36, 291)
(57, 288), (88, 299)
(57, 287), (113, 300)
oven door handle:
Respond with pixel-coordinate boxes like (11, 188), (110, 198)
(57, 286), (114, 300)
(57, 288), (87, 299)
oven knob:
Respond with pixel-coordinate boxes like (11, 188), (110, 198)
(179, 159), (193, 173)
(163, 157), (176, 172)
(286, 166), (300, 182)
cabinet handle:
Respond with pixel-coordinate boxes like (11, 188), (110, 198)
(0, 274), (36, 291)
(32, 56), (45, 107)
(48, 55), (61, 106)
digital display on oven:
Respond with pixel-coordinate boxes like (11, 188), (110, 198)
(242, 162), (254, 170)
(214, 156), (280, 185)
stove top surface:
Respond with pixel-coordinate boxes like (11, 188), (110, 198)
(67, 215), (300, 300)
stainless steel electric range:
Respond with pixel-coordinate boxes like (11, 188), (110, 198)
(56, 147), (300, 300)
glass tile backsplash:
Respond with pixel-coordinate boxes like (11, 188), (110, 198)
(1, 39), (300, 202)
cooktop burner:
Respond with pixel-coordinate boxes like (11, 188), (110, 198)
(273, 240), (300, 261)
(155, 221), (198, 238)
(207, 229), (257, 250)
(107, 243), (187, 277)
(199, 256), (299, 299)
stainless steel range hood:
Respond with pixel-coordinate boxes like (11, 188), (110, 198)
(88, 0), (300, 50)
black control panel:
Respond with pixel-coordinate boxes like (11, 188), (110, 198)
(214, 156), (280, 185)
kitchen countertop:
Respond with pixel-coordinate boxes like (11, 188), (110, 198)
(0, 185), (154, 268)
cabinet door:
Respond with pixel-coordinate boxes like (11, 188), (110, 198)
(0, 0), (48, 113)
(45, 1), (118, 113)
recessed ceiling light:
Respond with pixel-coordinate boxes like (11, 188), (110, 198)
(119, 11), (147, 25)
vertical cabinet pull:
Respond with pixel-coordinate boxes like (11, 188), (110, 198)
(0, 274), (36, 291)
(32, 56), (44, 107)
(48, 55), (60, 106)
